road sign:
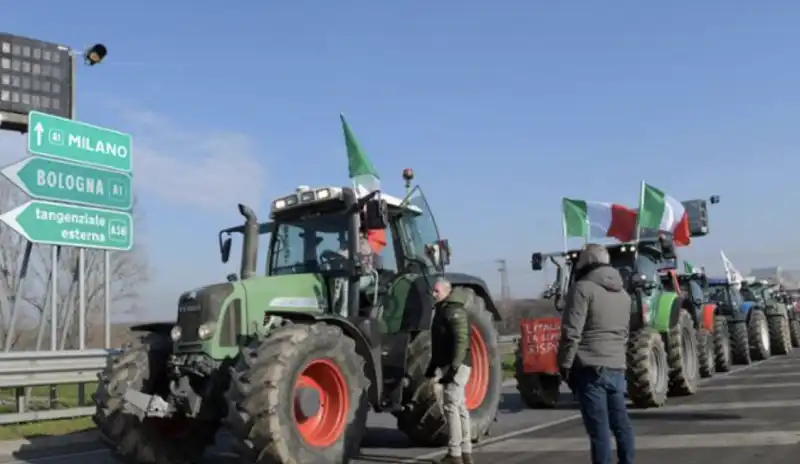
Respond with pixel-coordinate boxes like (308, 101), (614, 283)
(0, 200), (133, 251)
(1, 157), (133, 210)
(27, 111), (132, 173)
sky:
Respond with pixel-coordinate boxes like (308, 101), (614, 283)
(2, 1), (800, 320)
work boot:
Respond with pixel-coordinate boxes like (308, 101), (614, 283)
(461, 453), (474, 464)
(438, 454), (463, 464)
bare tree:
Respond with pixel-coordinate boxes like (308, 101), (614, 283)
(0, 179), (149, 351)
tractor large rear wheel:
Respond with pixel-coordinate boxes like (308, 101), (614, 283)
(93, 333), (220, 464)
(225, 322), (369, 464)
(667, 309), (700, 396)
(514, 341), (561, 408)
(698, 329), (715, 379)
(626, 328), (669, 408)
(396, 287), (502, 446)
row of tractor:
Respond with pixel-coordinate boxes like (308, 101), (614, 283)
(515, 198), (800, 410)
(92, 172), (507, 463)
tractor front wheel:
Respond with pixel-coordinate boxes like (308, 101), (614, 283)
(697, 329), (715, 379)
(713, 316), (732, 372)
(749, 310), (771, 361)
(626, 328), (669, 408)
(730, 320), (751, 365)
(396, 287), (502, 446)
(667, 309), (700, 396)
(790, 317), (800, 348)
(225, 322), (369, 464)
(768, 314), (792, 356)
(93, 333), (220, 464)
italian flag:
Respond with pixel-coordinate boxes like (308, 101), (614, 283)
(341, 114), (380, 197)
(636, 182), (691, 246)
(562, 198), (638, 242)
(684, 260), (699, 273)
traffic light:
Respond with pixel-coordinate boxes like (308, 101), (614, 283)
(84, 44), (107, 66)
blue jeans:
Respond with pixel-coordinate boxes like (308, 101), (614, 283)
(573, 366), (635, 464)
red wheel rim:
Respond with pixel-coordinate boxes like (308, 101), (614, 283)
(293, 359), (350, 447)
(465, 325), (489, 410)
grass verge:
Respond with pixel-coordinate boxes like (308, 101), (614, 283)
(0, 417), (95, 441)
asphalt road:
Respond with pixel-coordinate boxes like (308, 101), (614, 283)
(4, 351), (800, 463)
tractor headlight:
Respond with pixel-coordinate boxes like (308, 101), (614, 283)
(316, 188), (331, 200)
(170, 325), (182, 342)
(197, 322), (217, 340)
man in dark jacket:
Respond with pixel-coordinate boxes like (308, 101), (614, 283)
(558, 243), (635, 464)
(426, 278), (473, 464)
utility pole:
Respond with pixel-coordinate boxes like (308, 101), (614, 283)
(497, 259), (511, 304)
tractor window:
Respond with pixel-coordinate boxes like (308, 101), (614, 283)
(634, 254), (659, 283)
(741, 287), (763, 304)
(706, 285), (729, 304)
(397, 186), (442, 271)
(269, 213), (350, 275)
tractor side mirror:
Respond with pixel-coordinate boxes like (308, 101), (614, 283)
(438, 239), (451, 266)
(424, 239), (451, 269)
(531, 252), (544, 271)
(220, 235), (232, 264)
(363, 199), (388, 230)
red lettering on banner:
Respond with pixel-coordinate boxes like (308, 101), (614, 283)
(520, 317), (561, 374)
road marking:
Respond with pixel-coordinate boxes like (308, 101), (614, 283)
(407, 355), (770, 462)
(477, 431), (800, 453)
(645, 399), (800, 413)
(701, 381), (800, 391)
(726, 371), (800, 379)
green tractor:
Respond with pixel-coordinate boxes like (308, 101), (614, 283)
(521, 234), (700, 409)
(741, 279), (793, 356)
(93, 180), (503, 463)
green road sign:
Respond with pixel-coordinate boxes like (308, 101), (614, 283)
(27, 111), (132, 173)
(0, 200), (133, 251)
(1, 157), (133, 210)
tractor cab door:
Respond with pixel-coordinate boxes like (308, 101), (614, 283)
(379, 186), (442, 408)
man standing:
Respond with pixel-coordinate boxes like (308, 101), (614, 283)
(426, 278), (473, 464)
(558, 244), (635, 464)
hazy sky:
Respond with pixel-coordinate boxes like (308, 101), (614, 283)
(2, 1), (800, 321)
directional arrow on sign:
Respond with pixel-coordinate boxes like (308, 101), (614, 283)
(1, 157), (133, 210)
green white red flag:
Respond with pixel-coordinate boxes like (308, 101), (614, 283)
(636, 182), (691, 246)
(562, 198), (638, 242)
(340, 114), (380, 197)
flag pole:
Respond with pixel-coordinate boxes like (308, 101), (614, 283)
(634, 180), (645, 244)
(560, 201), (569, 253)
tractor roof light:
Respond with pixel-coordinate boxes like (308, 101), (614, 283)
(270, 187), (342, 212)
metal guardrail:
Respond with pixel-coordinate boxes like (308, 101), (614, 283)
(0, 340), (522, 426)
(0, 349), (114, 425)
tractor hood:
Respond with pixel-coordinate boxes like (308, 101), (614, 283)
(240, 273), (330, 314)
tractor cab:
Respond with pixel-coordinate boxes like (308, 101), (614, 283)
(704, 278), (744, 317)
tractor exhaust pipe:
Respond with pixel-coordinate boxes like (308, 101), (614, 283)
(238, 203), (258, 280)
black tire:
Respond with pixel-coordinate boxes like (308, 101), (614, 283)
(93, 333), (220, 464)
(790, 318), (800, 348)
(749, 310), (771, 361)
(713, 316), (732, 373)
(514, 341), (561, 408)
(667, 309), (700, 397)
(768, 314), (792, 356)
(698, 329), (715, 379)
(396, 287), (502, 446)
(626, 328), (669, 408)
(225, 322), (370, 464)
(730, 320), (751, 365)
